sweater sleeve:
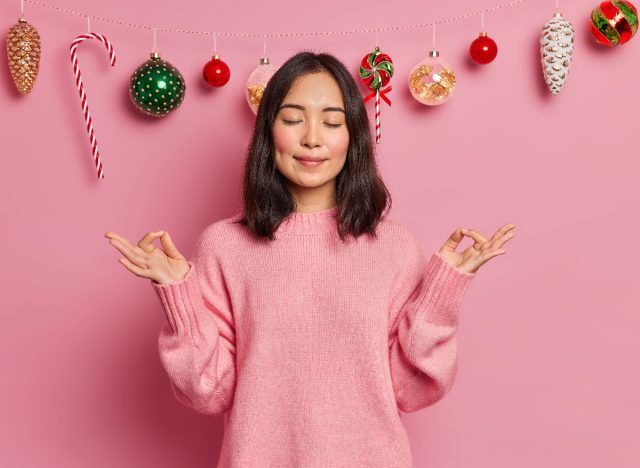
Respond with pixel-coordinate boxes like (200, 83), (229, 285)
(388, 232), (476, 413)
(150, 228), (236, 415)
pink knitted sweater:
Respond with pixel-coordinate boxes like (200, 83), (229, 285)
(151, 206), (476, 467)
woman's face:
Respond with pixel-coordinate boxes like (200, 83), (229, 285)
(272, 72), (349, 208)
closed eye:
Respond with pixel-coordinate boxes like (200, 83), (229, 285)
(282, 119), (342, 128)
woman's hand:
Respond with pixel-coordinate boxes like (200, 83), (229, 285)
(437, 223), (515, 274)
(104, 230), (191, 285)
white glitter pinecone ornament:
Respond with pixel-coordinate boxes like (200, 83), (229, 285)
(540, 11), (574, 95)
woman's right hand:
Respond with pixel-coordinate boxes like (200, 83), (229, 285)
(104, 230), (191, 285)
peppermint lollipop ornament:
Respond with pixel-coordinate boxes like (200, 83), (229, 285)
(359, 46), (394, 144)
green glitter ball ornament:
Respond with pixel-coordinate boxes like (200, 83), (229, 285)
(129, 51), (186, 117)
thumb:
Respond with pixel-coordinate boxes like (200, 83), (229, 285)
(159, 231), (184, 259)
(441, 227), (464, 252)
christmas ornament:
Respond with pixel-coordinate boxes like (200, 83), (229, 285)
(6, 17), (41, 94)
(69, 32), (116, 180)
(469, 32), (498, 64)
(589, 0), (638, 46)
(540, 12), (574, 95)
(359, 46), (394, 144)
(203, 53), (230, 87)
(408, 50), (456, 106)
(246, 56), (277, 114)
(129, 52), (186, 117)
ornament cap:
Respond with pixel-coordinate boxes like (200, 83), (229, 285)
(18, 17), (27, 23)
(150, 51), (160, 59)
(260, 56), (270, 65)
(429, 50), (440, 57)
(554, 11), (563, 17)
(479, 31), (488, 37)
(212, 53), (220, 60)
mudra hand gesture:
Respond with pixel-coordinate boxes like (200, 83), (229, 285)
(437, 223), (515, 274)
(104, 230), (191, 285)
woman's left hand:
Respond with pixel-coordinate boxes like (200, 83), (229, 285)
(437, 223), (515, 274)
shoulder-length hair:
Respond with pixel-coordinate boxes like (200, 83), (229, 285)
(235, 50), (392, 242)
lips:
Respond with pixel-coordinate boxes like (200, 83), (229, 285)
(294, 156), (326, 162)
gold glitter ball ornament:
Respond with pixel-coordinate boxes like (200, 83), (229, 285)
(246, 56), (277, 115)
(6, 17), (41, 94)
(408, 50), (456, 106)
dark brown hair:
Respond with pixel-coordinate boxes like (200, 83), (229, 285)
(235, 50), (392, 242)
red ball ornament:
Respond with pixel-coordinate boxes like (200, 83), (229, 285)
(469, 32), (498, 64)
(203, 54), (230, 87)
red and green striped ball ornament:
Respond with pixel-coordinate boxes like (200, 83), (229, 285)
(129, 51), (186, 117)
(359, 46), (394, 144)
(590, 0), (638, 46)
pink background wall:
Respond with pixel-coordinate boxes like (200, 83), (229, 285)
(2, 0), (638, 466)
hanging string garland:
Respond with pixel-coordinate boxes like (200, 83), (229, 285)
(69, 31), (116, 180)
(6, 16), (41, 94)
(17, 0), (531, 116)
(14, 0), (534, 120)
(16, 0), (640, 160)
(359, 46), (394, 144)
(540, 11), (574, 95)
(589, 0), (638, 46)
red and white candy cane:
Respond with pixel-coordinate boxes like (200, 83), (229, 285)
(69, 32), (116, 180)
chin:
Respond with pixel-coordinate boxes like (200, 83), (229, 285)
(296, 180), (328, 188)
(291, 174), (332, 187)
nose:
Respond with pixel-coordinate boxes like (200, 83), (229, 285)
(300, 120), (321, 149)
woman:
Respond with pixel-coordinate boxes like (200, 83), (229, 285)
(105, 51), (514, 467)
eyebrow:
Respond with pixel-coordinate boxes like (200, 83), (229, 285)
(278, 103), (346, 113)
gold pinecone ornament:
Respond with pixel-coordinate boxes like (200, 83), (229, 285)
(6, 17), (41, 94)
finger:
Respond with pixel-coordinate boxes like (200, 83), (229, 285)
(488, 230), (515, 251)
(138, 230), (165, 253)
(460, 228), (488, 251)
(115, 234), (147, 257)
(105, 231), (124, 240)
(109, 237), (148, 268)
(462, 248), (507, 273)
(486, 223), (515, 245)
(106, 232), (142, 252)
(480, 249), (507, 262)
(442, 228), (466, 252)
(159, 231), (183, 259)
(460, 228), (487, 243)
(118, 255), (152, 279)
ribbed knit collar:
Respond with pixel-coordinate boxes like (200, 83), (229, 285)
(275, 206), (339, 235)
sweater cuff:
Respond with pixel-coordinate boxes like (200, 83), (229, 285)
(150, 261), (199, 335)
(416, 252), (476, 326)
